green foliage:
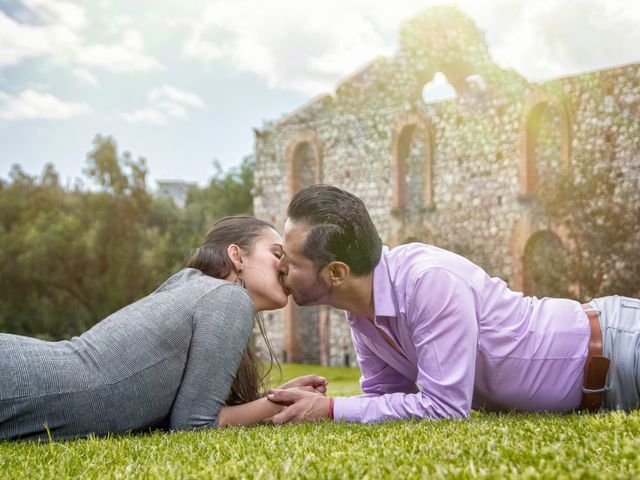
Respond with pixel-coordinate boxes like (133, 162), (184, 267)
(1, 364), (639, 479)
(170, 154), (255, 261)
(0, 135), (253, 339)
(536, 140), (640, 300)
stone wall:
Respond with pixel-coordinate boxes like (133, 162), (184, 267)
(252, 6), (640, 366)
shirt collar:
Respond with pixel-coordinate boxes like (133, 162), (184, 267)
(371, 246), (397, 318)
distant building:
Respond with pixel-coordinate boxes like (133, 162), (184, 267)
(156, 180), (197, 208)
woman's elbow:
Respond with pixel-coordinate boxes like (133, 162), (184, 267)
(169, 412), (221, 431)
(215, 407), (230, 428)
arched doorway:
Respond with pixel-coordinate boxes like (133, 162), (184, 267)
(285, 132), (330, 365)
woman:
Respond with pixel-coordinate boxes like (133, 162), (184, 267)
(0, 216), (326, 441)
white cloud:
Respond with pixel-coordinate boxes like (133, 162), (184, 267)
(72, 67), (99, 86)
(459, 0), (640, 80)
(148, 85), (204, 108)
(120, 85), (205, 125)
(2, 0), (639, 118)
(22, 0), (88, 30)
(74, 29), (163, 73)
(0, 10), (79, 67)
(181, 0), (418, 95)
(120, 107), (167, 126)
(0, 8), (161, 75)
(0, 88), (91, 120)
(180, 0), (640, 94)
(112, 14), (134, 31)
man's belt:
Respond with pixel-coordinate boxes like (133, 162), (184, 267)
(579, 304), (610, 412)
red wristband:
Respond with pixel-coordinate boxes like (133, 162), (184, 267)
(328, 397), (335, 419)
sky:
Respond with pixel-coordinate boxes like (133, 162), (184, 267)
(1, 0), (639, 189)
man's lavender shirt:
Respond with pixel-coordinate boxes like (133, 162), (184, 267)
(333, 244), (590, 423)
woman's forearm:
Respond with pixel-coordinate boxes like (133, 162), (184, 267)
(218, 397), (284, 427)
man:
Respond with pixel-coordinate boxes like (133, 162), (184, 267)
(266, 184), (640, 424)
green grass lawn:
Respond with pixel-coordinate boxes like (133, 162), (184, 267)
(270, 362), (363, 396)
(2, 364), (640, 479)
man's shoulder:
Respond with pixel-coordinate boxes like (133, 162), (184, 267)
(385, 243), (465, 272)
(384, 243), (480, 290)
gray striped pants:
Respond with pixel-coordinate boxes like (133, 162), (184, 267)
(588, 295), (640, 411)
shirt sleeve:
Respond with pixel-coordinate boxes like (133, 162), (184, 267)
(169, 284), (254, 430)
(333, 268), (478, 422)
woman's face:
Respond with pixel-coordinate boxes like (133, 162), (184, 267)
(241, 227), (288, 312)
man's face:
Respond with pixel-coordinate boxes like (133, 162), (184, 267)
(278, 219), (331, 306)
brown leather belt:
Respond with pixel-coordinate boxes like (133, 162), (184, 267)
(579, 303), (610, 412)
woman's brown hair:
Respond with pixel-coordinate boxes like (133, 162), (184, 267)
(185, 216), (280, 405)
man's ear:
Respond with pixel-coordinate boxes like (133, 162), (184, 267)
(226, 244), (244, 272)
(325, 261), (350, 287)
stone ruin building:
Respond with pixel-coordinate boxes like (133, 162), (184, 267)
(252, 6), (640, 366)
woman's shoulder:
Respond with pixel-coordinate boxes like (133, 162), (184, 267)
(155, 268), (222, 292)
(192, 278), (255, 325)
(197, 280), (254, 311)
(157, 268), (252, 308)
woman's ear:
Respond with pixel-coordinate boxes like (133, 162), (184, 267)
(226, 244), (244, 272)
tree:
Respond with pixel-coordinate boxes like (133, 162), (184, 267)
(0, 137), (256, 339)
(171, 154), (254, 257)
(0, 136), (175, 337)
(536, 137), (640, 300)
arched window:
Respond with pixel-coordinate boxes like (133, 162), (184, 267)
(520, 91), (571, 195)
(392, 113), (434, 212)
(289, 141), (320, 194)
(422, 71), (458, 103)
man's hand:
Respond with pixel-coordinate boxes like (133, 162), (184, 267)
(265, 388), (332, 424)
(276, 374), (328, 395)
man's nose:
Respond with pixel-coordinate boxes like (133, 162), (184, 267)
(277, 257), (288, 274)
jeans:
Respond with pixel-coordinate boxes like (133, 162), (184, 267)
(588, 295), (640, 411)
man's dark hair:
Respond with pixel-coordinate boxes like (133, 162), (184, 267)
(287, 185), (383, 276)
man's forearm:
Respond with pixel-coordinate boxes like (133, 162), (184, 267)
(218, 397), (285, 427)
(333, 391), (470, 423)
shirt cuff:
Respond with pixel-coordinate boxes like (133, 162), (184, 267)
(332, 396), (363, 422)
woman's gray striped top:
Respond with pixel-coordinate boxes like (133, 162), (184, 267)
(0, 268), (255, 441)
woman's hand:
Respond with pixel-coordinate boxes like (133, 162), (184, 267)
(217, 376), (327, 427)
(265, 388), (332, 424)
(276, 374), (328, 395)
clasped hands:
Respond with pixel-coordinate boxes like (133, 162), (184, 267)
(266, 374), (332, 424)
